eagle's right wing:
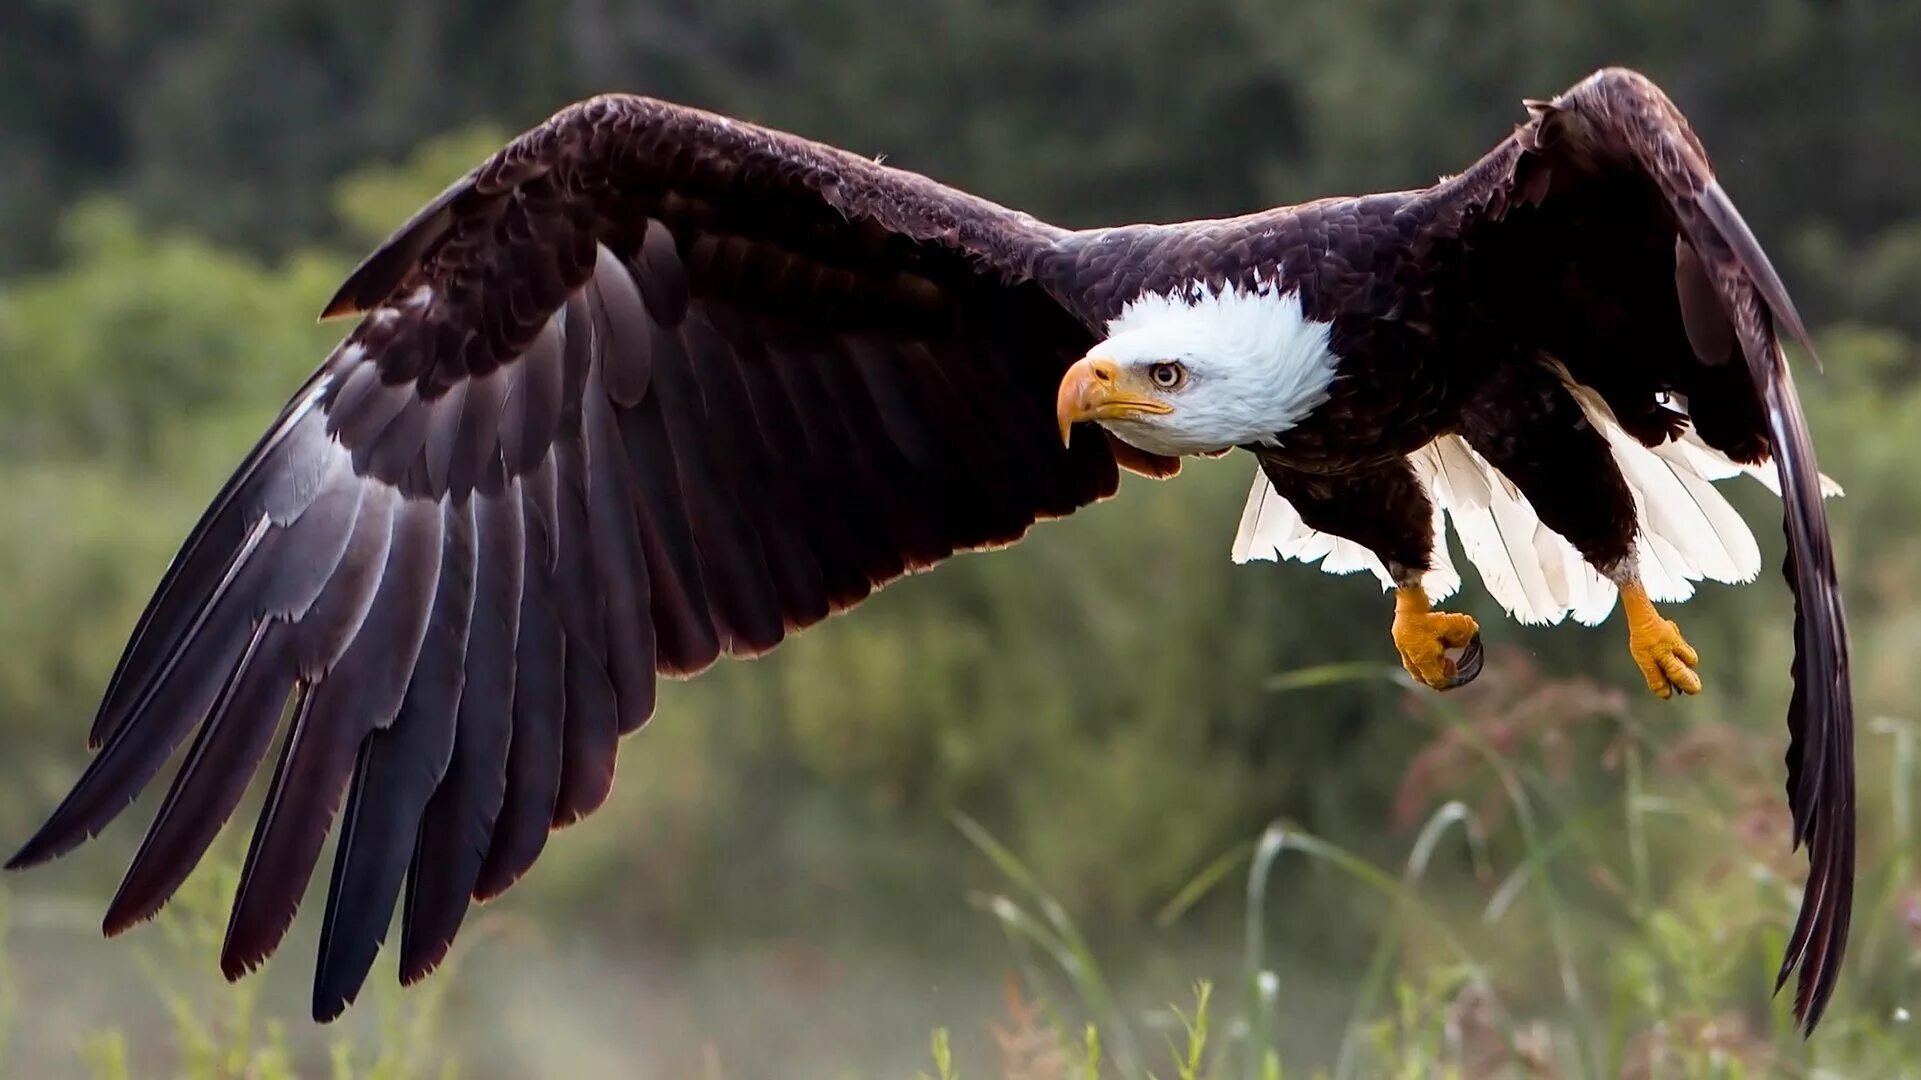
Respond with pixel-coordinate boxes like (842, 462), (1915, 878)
(1416, 68), (1853, 1031)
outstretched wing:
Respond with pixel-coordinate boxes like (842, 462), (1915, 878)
(7, 95), (1166, 1020)
(1417, 68), (1852, 1031)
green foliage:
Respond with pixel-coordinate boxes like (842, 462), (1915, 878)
(1162, 981), (1211, 1080)
(930, 670), (1921, 1078)
(329, 127), (513, 248)
(7, 0), (1920, 305)
(0, 199), (342, 463)
(920, 1027), (960, 1080)
(0, 856), (456, 1079)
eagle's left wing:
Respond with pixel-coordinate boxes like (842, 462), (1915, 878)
(6, 95), (1174, 1021)
(1414, 68), (1852, 1032)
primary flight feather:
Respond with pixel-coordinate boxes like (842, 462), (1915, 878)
(9, 68), (1852, 1030)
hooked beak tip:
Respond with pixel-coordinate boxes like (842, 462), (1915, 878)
(1055, 355), (1169, 449)
(1056, 357), (1098, 449)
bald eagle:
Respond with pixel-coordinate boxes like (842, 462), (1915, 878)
(8, 68), (1852, 1029)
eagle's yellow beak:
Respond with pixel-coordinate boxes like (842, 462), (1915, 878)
(1055, 356), (1173, 447)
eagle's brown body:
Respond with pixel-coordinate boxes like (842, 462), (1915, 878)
(7, 70), (1853, 1030)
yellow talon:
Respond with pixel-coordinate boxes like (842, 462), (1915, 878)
(1622, 581), (1701, 698)
(1391, 586), (1480, 691)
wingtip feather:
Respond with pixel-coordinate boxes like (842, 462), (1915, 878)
(7, 811), (113, 872)
(101, 898), (161, 939)
(318, 291), (367, 322)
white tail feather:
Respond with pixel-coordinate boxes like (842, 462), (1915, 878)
(1230, 370), (1841, 625)
(1670, 425), (1844, 498)
(1231, 468), (1460, 600)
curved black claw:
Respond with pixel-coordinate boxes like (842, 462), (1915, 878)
(1439, 631), (1484, 690)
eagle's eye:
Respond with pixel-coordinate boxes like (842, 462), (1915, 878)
(1148, 361), (1187, 390)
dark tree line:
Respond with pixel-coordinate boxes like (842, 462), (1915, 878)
(6, 2), (1918, 331)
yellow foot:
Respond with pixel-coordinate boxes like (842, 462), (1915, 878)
(1622, 581), (1701, 699)
(1392, 587), (1482, 691)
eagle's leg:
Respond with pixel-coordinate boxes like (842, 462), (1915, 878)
(1461, 364), (1701, 698)
(1618, 576), (1701, 698)
(1390, 580), (1482, 690)
(1257, 456), (1481, 690)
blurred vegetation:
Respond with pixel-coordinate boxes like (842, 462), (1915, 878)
(2, 1), (1920, 1076)
(64, 852), (456, 1080)
(941, 667), (1921, 1079)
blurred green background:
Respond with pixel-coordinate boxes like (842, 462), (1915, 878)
(3, 2), (1921, 1077)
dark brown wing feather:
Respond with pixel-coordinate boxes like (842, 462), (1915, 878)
(6, 95), (1158, 1020)
(1421, 69), (1853, 1032)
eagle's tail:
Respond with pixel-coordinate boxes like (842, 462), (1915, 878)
(1232, 386), (1833, 625)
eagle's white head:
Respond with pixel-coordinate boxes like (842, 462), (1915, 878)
(1056, 277), (1340, 457)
